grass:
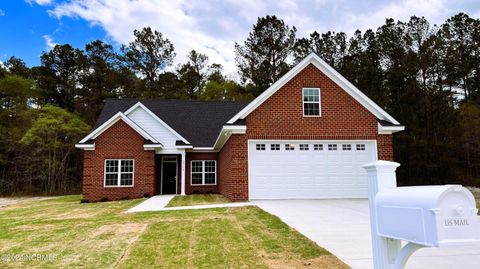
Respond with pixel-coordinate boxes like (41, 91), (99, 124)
(0, 196), (347, 269)
(166, 194), (230, 207)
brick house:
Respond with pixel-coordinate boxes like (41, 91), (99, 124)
(76, 53), (404, 202)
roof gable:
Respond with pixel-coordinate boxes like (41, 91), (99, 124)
(78, 112), (158, 144)
(92, 99), (249, 147)
(227, 53), (401, 125)
(124, 102), (190, 145)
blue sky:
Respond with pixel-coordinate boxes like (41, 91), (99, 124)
(1, 0), (479, 75)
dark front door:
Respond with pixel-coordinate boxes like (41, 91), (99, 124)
(162, 158), (177, 194)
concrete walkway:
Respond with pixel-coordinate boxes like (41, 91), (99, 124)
(253, 199), (480, 269)
(127, 195), (252, 213)
(126, 195), (175, 213)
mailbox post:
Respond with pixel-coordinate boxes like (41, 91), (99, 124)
(363, 161), (402, 269)
(363, 160), (480, 269)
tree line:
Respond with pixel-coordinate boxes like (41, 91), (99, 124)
(1, 13), (479, 195)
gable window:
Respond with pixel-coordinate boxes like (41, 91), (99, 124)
(299, 144), (309, 150)
(256, 144), (266, 150)
(303, 88), (321, 116)
(104, 159), (134, 187)
(314, 144), (323, 150)
(271, 144), (280, 150)
(191, 160), (216, 185)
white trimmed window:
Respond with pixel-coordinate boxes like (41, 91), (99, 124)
(300, 144), (309, 150)
(104, 159), (134, 187)
(342, 144), (352, 151)
(191, 160), (216, 185)
(356, 144), (366, 151)
(271, 144), (280, 150)
(328, 144), (337, 151)
(303, 88), (321, 116)
(285, 144), (295, 151)
(256, 144), (266, 150)
(314, 144), (323, 150)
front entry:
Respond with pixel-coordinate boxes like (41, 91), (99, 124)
(161, 156), (177, 194)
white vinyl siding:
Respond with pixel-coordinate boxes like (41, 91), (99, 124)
(127, 107), (179, 151)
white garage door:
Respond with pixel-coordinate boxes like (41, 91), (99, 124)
(248, 140), (377, 199)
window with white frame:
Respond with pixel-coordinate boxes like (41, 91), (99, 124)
(271, 144), (280, 150)
(299, 144), (309, 150)
(191, 160), (216, 185)
(285, 144), (295, 150)
(342, 144), (352, 151)
(328, 144), (337, 151)
(104, 159), (134, 187)
(303, 88), (321, 116)
(356, 144), (366, 151)
(256, 144), (266, 150)
(314, 144), (323, 150)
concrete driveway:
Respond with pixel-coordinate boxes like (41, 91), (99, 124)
(252, 199), (480, 269)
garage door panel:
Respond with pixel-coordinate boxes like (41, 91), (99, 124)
(249, 141), (376, 199)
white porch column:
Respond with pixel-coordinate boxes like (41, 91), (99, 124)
(181, 150), (186, 195)
(362, 160), (401, 269)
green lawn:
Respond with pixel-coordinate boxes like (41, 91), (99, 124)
(166, 194), (230, 207)
(0, 196), (347, 269)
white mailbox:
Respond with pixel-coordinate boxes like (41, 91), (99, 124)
(375, 185), (480, 247)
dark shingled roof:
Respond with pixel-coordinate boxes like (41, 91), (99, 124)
(95, 99), (249, 147)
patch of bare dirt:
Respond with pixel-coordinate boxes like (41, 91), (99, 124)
(265, 256), (349, 269)
(0, 197), (52, 209)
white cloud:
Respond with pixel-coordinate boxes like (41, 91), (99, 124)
(42, 35), (58, 51)
(0, 9), (5, 16)
(48, 0), (480, 76)
(26, 0), (54, 5)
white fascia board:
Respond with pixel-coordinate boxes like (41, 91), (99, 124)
(175, 145), (194, 149)
(227, 53), (401, 125)
(75, 144), (95, 150)
(78, 112), (158, 144)
(378, 123), (406, 134)
(190, 147), (217, 152)
(124, 102), (190, 144)
(143, 143), (164, 149)
(211, 125), (247, 151)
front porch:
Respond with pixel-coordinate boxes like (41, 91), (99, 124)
(153, 151), (220, 196)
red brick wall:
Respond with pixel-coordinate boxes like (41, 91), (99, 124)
(82, 120), (155, 201)
(377, 134), (393, 160)
(218, 134), (248, 201)
(185, 152), (219, 194)
(219, 64), (394, 201)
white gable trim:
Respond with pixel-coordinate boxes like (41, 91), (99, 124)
(124, 102), (190, 144)
(378, 123), (405, 134)
(227, 53), (401, 125)
(78, 112), (158, 144)
(212, 125), (247, 151)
